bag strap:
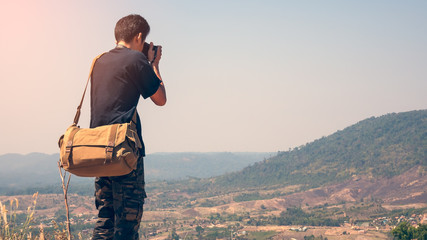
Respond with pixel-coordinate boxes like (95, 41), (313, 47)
(72, 53), (106, 126)
(105, 124), (119, 163)
(63, 127), (82, 166)
(131, 108), (138, 124)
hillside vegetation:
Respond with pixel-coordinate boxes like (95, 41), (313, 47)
(157, 110), (426, 195)
(215, 110), (426, 191)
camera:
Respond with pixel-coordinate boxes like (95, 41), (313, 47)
(142, 42), (158, 62)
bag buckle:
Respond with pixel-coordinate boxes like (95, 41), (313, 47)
(104, 142), (114, 164)
(105, 146), (114, 153)
(106, 141), (114, 153)
(66, 141), (73, 153)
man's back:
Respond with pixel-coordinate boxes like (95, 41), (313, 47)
(90, 46), (161, 156)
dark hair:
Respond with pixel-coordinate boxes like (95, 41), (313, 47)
(114, 14), (150, 43)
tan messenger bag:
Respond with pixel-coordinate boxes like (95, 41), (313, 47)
(58, 54), (142, 177)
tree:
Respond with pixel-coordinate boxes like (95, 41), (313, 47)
(54, 208), (67, 223)
(391, 222), (415, 240)
(196, 225), (204, 237)
(414, 223), (427, 240)
(171, 228), (180, 240)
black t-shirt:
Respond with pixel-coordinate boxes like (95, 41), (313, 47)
(90, 46), (161, 156)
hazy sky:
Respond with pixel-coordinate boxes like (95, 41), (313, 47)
(0, 0), (426, 155)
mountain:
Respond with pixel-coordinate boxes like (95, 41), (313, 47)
(161, 110), (426, 195)
(1, 109), (425, 201)
(213, 110), (426, 191)
(0, 152), (271, 195)
(145, 152), (273, 180)
(0, 153), (66, 187)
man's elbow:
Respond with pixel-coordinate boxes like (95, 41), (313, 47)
(154, 97), (167, 106)
(150, 86), (167, 106)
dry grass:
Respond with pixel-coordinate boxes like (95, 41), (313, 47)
(0, 193), (70, 240)
(0, 193), (38, 240)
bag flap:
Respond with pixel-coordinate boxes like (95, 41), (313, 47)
(65, 123), (131, 147)
(126, 126), (143, 149)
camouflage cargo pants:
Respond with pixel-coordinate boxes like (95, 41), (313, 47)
(92, 157), (147, 240)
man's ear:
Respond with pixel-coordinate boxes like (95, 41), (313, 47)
(137, 32), (143, 43)
(130, 33), (141, 45)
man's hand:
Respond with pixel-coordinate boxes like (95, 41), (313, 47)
(148, 42), (166, 106)
(148, 42), (162, 66)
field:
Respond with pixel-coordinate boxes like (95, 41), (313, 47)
(1, 185), (425, 240)
(1, 166), (426, 239)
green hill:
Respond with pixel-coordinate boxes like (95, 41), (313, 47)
(209, 109), (427, 191)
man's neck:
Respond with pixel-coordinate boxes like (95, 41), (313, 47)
(117, 41), (131, 49)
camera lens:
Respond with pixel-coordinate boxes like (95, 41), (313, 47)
(152, 45), (158, 61)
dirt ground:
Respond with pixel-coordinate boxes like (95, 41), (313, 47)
(244, 225), (391, 240)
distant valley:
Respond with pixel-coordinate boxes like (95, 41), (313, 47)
(0, 152), (272, 195)
(0, 109), (426, 239)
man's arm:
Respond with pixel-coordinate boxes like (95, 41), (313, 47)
(150, 63), (166, 106)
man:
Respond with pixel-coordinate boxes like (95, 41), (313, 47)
(90, 14), (166, 239)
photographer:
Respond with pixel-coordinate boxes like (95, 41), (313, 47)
(90, 14), (166, 240)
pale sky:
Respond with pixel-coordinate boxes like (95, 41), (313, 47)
(0, 0), (426, 155)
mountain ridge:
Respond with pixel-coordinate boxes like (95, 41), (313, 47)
(150, 109), (426, 199)
(212, 109), (426, 191)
